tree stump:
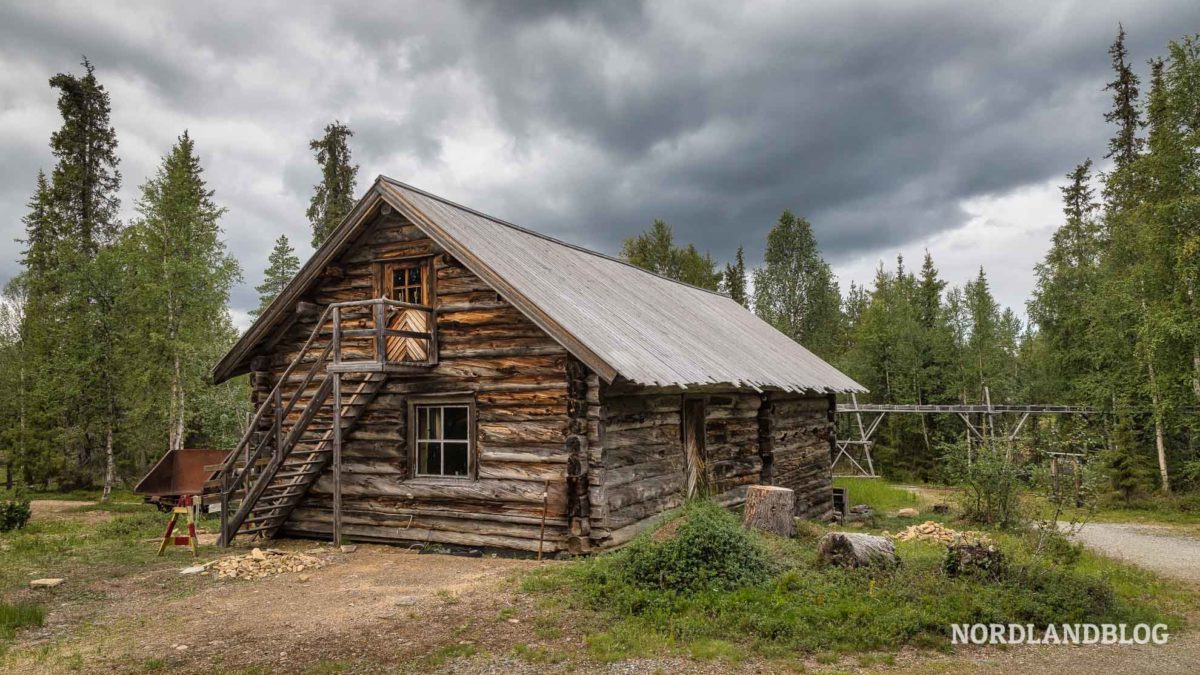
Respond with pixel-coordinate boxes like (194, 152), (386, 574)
(742, 485), (796, 537)
(817, 532), (899, 568)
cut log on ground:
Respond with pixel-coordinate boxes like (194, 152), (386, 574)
(817, 532), (899, 568)
(742, 485), (796, 537)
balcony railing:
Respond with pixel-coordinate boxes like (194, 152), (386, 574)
(329, 297), (437, 371)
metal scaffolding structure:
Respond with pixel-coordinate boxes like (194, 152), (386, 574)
(832, 390), (1099, 478)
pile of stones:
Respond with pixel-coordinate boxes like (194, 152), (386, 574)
(207, 547), (324, 580)
(890, 520), (992, 546)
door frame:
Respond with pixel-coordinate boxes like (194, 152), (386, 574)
(681, 396), (708, 498)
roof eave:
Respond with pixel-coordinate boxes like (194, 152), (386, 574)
(211, 181), (387, 384)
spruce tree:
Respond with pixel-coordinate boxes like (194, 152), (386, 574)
(254, 235), (301, 316)
(1029, 160), (1103, 402)
(722, 246), (749, 307)
(1104, 26), (1144, 174)
(753, 210), (843, 359)
(43, 58), (123, 490)
(307, 121), (358, 248)
(48, 58), (121, 255)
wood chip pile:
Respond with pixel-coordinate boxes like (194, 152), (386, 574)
(209, 548), (324, 580)
(889, 520), (993, 546)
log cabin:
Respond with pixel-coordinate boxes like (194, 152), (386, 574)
(207, 177), (865, 553)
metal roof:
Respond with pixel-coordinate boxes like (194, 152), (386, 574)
(215, 176), (864, 394)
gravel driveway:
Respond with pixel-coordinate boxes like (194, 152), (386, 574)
(1068, 522), (1200, 584)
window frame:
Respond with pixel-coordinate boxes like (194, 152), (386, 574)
(407, 397), (476, 481)
(375, 256), (434, 307)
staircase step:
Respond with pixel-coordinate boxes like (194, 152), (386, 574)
(273, 467), (325, 480)
(217, 360), (391, 545)
(243, 512), (290, 526)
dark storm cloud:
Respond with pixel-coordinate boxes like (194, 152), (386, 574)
(2, 0), (1198, 323)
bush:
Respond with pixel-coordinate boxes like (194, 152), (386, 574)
(0, 489), (32, 532)
(943, 438), (1025, 528)
(622, 500), (771, 593)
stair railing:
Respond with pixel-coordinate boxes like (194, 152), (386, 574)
(213, 297), (437, 545)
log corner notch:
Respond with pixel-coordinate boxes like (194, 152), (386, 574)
(742, 485), (795, 537)
(565, 356), (591, 554)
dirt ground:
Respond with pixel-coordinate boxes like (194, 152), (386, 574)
(5, 500), (1199, 674)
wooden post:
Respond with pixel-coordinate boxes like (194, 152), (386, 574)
(332, 306), (341, 365)
(273, 387), (283, 462)
(375, 302), (386, 364)
(537, 480), (549, 561)
(332, 372), (343, 546)
(219, 475), (229, 548)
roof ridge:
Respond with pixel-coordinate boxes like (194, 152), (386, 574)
(378, 175), (733, 299)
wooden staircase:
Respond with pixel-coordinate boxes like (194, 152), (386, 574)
(206, 297), (435, 546)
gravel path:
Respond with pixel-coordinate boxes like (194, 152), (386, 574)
(1067, 522), (1200, 583)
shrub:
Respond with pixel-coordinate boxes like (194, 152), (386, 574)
(943, 438), (1025, 528)
(623, 500), (771, 593)
(0, 489), (32, 532)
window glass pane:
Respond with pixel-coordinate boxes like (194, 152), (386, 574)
(417, 407), (442, 441)
(417, 441), (441, 475)
(443, 443), (469, 476)
(408, 267), (421, 285)
(444, 407), (469, 440)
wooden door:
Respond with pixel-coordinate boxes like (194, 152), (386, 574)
(383, 260), (430, 363)
(682, 398), (708, 498)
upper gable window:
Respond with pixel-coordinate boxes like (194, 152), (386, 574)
(392, 264), (425, 304)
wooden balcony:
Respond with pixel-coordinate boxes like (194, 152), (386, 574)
(326, 297), (437, 374)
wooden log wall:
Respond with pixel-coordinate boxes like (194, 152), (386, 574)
(763, 393), (835, 520)
(592, 384), (834, 548)
(255, 211), (575, 552)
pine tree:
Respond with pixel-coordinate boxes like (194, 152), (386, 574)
(121, 132), (242, 462)
(722, 246), (749, 307)
(307, 121), (358, 248)
(753, 210), (843, 359)
(620, 220), (722, 290)
(254, 235), (301, 316)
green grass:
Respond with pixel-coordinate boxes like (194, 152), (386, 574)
(523, 497), (1196, 664)
(834, 477), (919, 512)
(20, 488), (141, 504)
(511, 643), (567, 664)
(0, 602), (45, 640)
(0, 495), (217, 658)
(417, 643), (478, 669)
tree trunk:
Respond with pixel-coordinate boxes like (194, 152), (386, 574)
(1192, 346), (1200, 405)
(817, 532), (899, 568)
(742, 485), (795, 537)
(1147, 358), (1171, 494)
(101, 422), (115, 503)
(169, 353), (185, 453)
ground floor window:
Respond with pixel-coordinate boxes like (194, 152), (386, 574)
(412, 401), (473, 478)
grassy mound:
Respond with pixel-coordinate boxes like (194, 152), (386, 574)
(525, 499), (1192, 663)
(623, 500), (771, 593)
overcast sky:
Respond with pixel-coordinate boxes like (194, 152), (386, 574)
(2, 1), (1197, 330)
